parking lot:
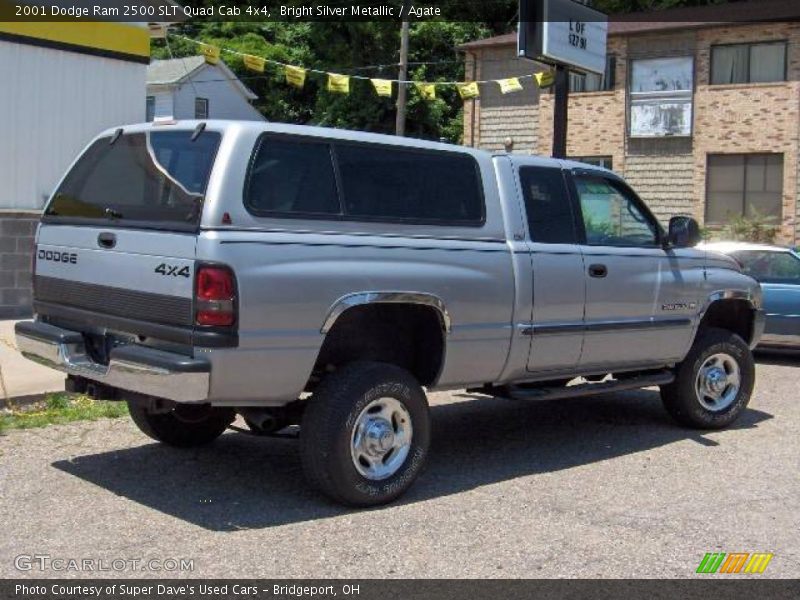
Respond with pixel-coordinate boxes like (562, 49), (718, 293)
(1, 354), (798, 579)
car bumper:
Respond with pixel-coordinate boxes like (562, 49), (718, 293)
(751, 309), (767, 350)
(14, 320), (210, 403)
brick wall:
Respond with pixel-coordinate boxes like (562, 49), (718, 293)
(537, 36), (628, 171)
(693, 23), (800, 244)
(466, 24), (800, 243)
(0, 212), (37, 318)
(538, 90), (627, 171)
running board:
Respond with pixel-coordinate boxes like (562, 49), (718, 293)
(502, 370), (675, 401)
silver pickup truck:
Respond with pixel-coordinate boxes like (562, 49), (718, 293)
(16, 121), (764, 506)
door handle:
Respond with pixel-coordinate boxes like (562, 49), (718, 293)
(588, 264), (607, 278)
(97, 232), (116, 249)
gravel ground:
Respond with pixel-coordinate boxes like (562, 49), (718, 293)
(1, 355), (798, 579)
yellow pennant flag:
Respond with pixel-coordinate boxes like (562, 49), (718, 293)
(456, 81), (480, 100)
(285, 65), (307, 89)
(415, 82), (436, 101)
(327, 73), (350, 94)
(242, 54), (265, 73)
(535, 71), (555, 88)
(200, 44), (220, 65)
(371, 78), (393, 97)
(497, 77), (523, 94)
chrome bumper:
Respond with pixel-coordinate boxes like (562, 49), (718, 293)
(15, 321), (210, 403)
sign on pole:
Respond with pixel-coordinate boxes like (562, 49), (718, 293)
(518, 0), (608, 74)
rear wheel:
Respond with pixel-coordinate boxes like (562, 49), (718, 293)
(660, 327), (754, 429)
(300, 361), (430, 506)
(127, 401), (235, 447)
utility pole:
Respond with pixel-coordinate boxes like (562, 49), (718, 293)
(395, 1), (411, 136)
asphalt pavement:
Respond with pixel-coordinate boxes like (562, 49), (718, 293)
(1, 355), (798, 578)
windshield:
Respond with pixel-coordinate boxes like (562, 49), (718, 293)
(44, 130), (221, 232)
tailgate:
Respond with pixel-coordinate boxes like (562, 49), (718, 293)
(35, 224), (196, 329)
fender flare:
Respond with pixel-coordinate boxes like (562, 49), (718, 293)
(700, 289), (763, 316)
(320, 291), (451, 334)
(697, 289), (765, 348)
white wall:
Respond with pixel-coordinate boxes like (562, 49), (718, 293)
(172, 65), (265, 121)
(0, 40), (146, 210)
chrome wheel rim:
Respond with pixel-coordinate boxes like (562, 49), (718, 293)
(351, 397), (413, 481)
(695, 353), (741, 412)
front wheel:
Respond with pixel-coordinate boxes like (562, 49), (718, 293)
(300, 361), (430, 507)
(127, 401), (235, 447)
(660, 327), (755, 429)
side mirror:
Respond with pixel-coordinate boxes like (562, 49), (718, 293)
(667, 216), (702, 248)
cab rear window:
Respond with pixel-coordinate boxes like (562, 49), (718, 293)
(44, 130), (221, 232)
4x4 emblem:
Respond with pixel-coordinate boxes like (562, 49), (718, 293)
(155, 263), (191, 278)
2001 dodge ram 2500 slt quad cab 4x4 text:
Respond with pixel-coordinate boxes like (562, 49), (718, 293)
(16, 121), (764, 506)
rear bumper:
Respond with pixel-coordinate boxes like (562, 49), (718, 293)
(15, 321), (210, 403)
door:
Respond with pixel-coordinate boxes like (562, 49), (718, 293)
(519, 165), (586, 373)
(569, 171), (693, 369)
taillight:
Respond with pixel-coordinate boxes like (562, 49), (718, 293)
(195, 265), (236, 327)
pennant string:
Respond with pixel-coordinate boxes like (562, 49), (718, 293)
(168, 33), (554, 92)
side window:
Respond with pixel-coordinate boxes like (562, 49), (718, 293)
(519, 167), (576, 244)
(335, 144), (484, 224)
(574, 175), (659, 247)
(733, 250), (800, 284)
(244, 137), (341, 216)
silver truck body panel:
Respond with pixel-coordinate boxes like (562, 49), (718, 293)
(18, 120), (764, 406)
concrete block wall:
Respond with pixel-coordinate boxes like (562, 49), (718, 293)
(623, 155), (695, 226)
(0, 212), (37, 318)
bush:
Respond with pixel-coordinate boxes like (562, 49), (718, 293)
(723, 212), (779, 244)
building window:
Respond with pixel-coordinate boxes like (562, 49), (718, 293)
(706, 154), (783, 224)
(571, 156), (613, 170)
(145, 96), (155, 122)
(711, 42), (786, 85)
(629, 56), (693, 137)
(195, 97), (209, 119)
(570, 55), (616, 93)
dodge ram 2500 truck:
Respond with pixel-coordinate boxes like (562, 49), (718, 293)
(15, 121), (764, 506)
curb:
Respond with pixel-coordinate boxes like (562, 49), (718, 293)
(0, 392), (55, 411)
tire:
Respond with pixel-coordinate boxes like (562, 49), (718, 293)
(300, 361), (430, 507)
(660, 327), (755, 429)
(127, 401), (235, 447)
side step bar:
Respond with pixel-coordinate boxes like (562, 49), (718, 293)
(486, 370), (675, 402)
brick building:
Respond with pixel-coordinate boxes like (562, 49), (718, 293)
(459, 0), (800, 244)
